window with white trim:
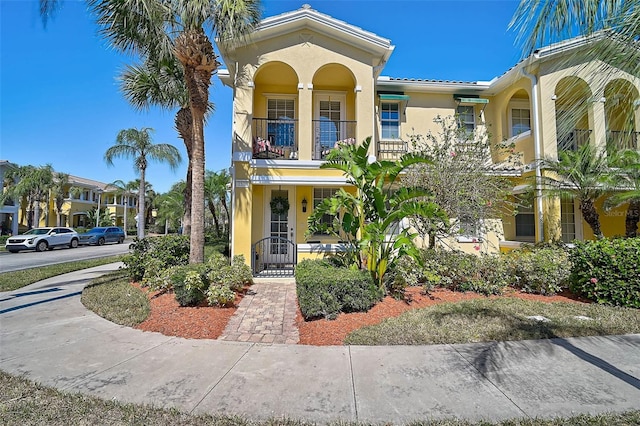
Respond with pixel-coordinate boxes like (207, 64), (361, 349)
(457, 105), (475, 133)
(511, 108), (531, 136)
(561, 198), (576, 243)
(515, 204), (535, 241)
(381, 102), (400, 139)
(267, 98), (295, 147)
(313, 187), (338, 234)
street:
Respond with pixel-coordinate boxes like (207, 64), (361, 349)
(0, 242), (131, 273)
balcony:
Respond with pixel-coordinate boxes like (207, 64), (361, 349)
(252, 118), (298, 160)
(377, 140), (408, 161)
(607, 130), (639, 151)
(312, 120), (356, 160)
(557, 129), (592, 152)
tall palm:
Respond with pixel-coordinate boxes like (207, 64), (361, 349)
(104, 128), (182, 239)
(605, 149), (640, 237)
(88, 0), (261, 263)
(119, 54), (198, 237)
(541, 143), (610, 238)
(50, 172), (78, 226)
(110, 179), (138, 236)
(204, 169), (231, 236)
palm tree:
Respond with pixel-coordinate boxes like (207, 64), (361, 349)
(110, 179), (138, 236)
(50, 172), (78, 226)
(510, 0), (640, 135)
(204, 169), (231, 236)
(87, 0), (260, 263)
(510, 0), (639, 73)
(119, 54), (201, 238)
(104, 127), (182, 239)
(1, 164), (54, 229)
(155, 182), (185, 234)
(605, 149), (640, 237)
(541, 143), (610, 238)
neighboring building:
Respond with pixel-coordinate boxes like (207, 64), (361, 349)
(1, 167), (137, 231)
(0, 160), (20, 236)
(219, 5), (639, 274)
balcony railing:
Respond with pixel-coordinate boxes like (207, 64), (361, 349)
(377, 140), (408, 161)
(557, 129), (592, 152)
(312, 120), (357, 160)
(252, 118), (298, 160)
(607, 130), (639, 151)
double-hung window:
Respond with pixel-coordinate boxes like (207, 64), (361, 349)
(267, 98), (295, 147)
(313, 187), (338, 234)
(381, 102), (400, 139)
(515, 204), (535, 241)
(457, 105), (475, 133)
(561, 198), (576, 243)
(511, 108), (531, 136)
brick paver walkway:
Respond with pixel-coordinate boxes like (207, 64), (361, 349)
(219, 279), (299, 344)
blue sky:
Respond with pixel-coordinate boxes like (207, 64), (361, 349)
(1, 0), (522, 193)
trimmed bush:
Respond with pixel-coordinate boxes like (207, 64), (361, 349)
(172, 264), (209, 307)
(207, 284), (236, 307)
(296, 259), (383, 320)
(122, 235), (190, 282)
(504, 245), (571, 295)
(206, 253), (253, 291)
(569, 238), (640, 308)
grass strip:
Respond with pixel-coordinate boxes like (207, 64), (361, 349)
(81, 270), (150, 326)
(345, 298), (640, 346)
(0, 255), (124, 292)
(1, 370), (639, 426)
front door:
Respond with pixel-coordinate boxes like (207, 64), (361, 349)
(265, 187), (295, 266)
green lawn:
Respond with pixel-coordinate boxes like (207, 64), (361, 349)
(345, 298), (640, 345)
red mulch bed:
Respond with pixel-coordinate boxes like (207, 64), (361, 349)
(134, 283), (588, 345)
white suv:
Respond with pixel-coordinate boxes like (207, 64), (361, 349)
(5, 227), (80, 253)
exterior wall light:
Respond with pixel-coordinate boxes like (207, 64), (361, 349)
(301, 197), (308, 213)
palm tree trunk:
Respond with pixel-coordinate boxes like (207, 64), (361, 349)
(625, 200), (640, 238)
(580, 199), (603, 238)
(175, 29), (217, 264)
(176, 107), (193, 236)
(123, 194), (128, 237)
(138, 170), (146, 239)
(221, 197), (230, 234)
(33, 198), (41, 228)
(208, 200), (220, 237)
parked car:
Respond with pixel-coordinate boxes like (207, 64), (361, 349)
(78, 227), (125, 246)
(5, 227), (80, 253)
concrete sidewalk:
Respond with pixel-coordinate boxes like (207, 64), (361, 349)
(1, 264), (639, 424)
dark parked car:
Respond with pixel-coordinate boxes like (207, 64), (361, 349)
(79, 227), (125, 246)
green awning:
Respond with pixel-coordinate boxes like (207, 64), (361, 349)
(456, 97), (489, 104)
(379, 94), (410, 101)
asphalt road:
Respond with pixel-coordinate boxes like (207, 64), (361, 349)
(0, 242), (131, 273)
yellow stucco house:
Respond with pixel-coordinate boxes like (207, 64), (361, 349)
(219, 5), (639, 274)
(1, 171), (137, 232)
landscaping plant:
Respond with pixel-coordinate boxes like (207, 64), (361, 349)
(569, 237), (640, 308)
(307, 137), (447, 290)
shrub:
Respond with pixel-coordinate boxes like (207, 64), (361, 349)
(296, 259), (383, 320)
(172, 264), (209, 307)
(504, 245), (571, 295)
(569, 237), (640, 308)
(122, 235), (189, 282)
(207, 284), (236, 306)
(206, 253), (253, 291)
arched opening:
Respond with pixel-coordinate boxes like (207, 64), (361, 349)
(604, 79), (640, 151)
(252, 61), (300, 160)
(554, 77), (593, 152)
(311, 64), (357, 160)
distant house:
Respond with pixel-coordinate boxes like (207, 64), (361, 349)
(219, 5), (639, 275)
(1, 168), (137, 231)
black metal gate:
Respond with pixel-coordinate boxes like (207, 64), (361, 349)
(251, 237), (297, 277)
